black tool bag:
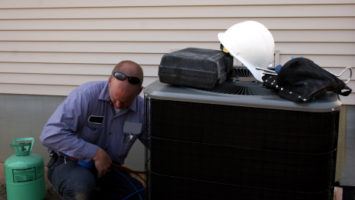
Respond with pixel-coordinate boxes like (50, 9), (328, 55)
(262, 57), (352, 103)
(158, 48), (233, 89)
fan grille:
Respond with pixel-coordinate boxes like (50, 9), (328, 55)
(235, 66), (252, 77)
(203, 66), (271, 95)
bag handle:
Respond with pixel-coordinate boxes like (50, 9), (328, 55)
(335, 66), (352, 84)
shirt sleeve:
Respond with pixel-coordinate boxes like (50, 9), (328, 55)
(40, 87), (98, 159)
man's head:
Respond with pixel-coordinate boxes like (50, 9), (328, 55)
(108, 60), (143, 109)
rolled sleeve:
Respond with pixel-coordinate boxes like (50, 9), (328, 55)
(40, 87), (99, 159)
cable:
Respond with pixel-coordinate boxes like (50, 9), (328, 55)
(115, 169), (144, 200)
(112, 164), (146, 187)
(121, 188), (145, 200)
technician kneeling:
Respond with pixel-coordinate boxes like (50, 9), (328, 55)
(40, 60), (147, 200)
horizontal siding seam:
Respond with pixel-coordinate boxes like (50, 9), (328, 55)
(1, 3), (355, 9)
(3, 16), (354, 20)
(1, 51), (354, 56)
(0, 82), (78, 87)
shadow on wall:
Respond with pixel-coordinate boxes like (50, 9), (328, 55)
(0, 94), (65, 162)
(0, 94), (145, 170)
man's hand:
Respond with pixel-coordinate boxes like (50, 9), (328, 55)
(93, 148), (112, 177)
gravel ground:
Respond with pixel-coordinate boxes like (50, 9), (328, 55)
(0, 182), (60, 200)
(0, 184), (6, 200)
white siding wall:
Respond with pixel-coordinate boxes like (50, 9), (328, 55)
(0, 0), (354, 104)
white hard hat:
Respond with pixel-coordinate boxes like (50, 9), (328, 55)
(218, 21), (275, 82)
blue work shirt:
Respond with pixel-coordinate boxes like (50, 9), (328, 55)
(40, 81), (147, 164)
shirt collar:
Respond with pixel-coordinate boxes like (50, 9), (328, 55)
(98, 81), (138, 112)
(98, 82), (110, 102)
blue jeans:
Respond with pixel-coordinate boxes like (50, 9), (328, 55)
(47, 156), (145, 200)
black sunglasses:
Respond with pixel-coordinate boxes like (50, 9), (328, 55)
(112, 71), (142, 85)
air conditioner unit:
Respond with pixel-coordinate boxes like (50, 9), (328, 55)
(144, 77), (342, 200)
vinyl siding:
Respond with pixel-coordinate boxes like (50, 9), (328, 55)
(0, 0), (354, 104)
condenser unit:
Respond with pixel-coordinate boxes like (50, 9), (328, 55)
(144, 77), (342, 200)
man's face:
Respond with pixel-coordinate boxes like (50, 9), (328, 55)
(108, 66), (142, 109)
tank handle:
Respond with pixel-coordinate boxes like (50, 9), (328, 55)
(11, 137), (35, 156)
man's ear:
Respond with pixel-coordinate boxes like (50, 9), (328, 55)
(137, 86), (143, 95)
(108, 76), (113, 86)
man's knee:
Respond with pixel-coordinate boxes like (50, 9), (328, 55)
(50, 162), (96, 199)
(58, 173), (96, 200)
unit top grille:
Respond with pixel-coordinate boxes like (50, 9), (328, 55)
(205, 80), (270, 95)
(204, 66), (270, 95)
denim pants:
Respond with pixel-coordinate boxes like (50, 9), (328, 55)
(47, 156), (145, 200)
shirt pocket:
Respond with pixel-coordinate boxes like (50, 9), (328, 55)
(80, 121), (104, 143)
(119, 132), (137, 157)
(121, 121), (142, 151)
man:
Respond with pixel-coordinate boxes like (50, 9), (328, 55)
(40, 60), (147, 200)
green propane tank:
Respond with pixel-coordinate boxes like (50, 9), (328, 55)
(4, 137), (45, 200)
